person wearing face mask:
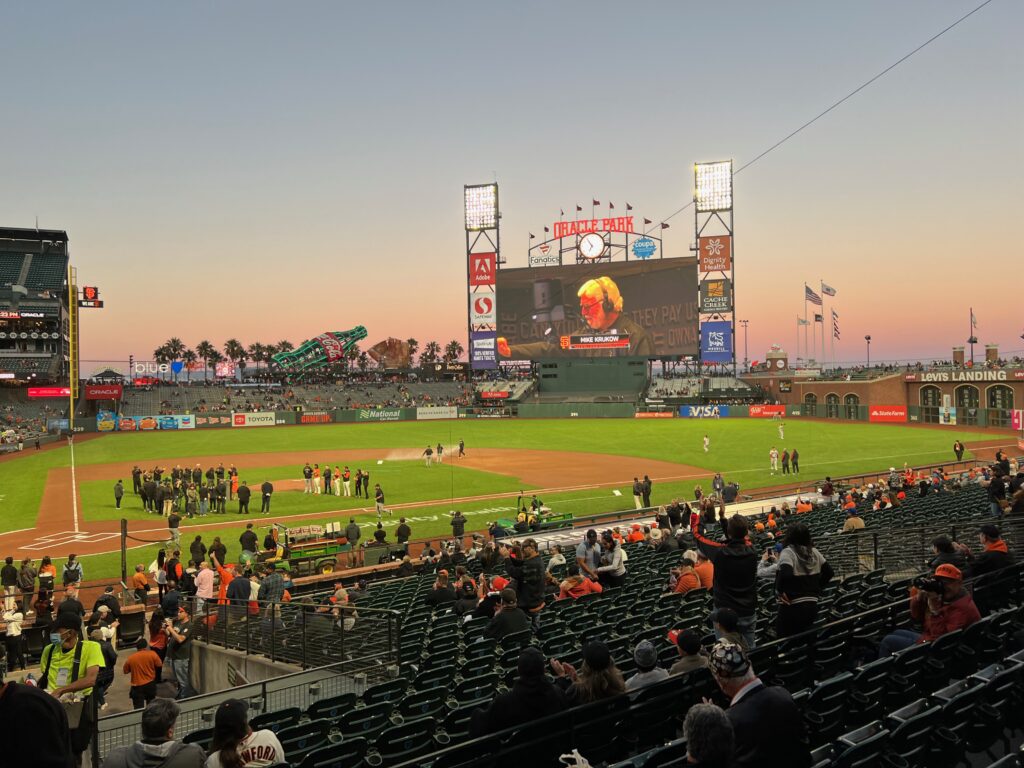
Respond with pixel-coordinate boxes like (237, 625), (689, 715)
(38, 612), (105, 762)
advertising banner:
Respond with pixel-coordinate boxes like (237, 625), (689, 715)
(117, 416), (159, 431)
(748, 404), (786, 418)
(28, 387), (71, 398)
(938, 407), (957, 426)
(85, 384), (123, 400)
(1012, 410), (1023, 431)
(494, 258), (698, 358)
(47, 418), (70, 432)
(299, 412), (333, 424)
(469, 252), (496, 287)
(196, 415), (233, 428)
(96, 410), (117, 432)
(698, 235), (732, 272)
(700, 321), (733, 363)
(417, 406), (458, 421)
(480, 390), (510, 400)
(698, 279), (733, 313)
(356, 408), (405, 422)
(231, 412), (276, 427)
(681, 405), (731, 418)
(634, 411), (674, 418)
(156, 415), (196, 430)
(215, 361), (237, 378)
(470, 290), (496, 327)
(470, 330), (498, 370)
(869, 405), (908, 423)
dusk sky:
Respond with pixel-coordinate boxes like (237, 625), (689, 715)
(2, 1), (1021, 371)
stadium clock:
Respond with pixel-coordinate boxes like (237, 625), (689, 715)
(578, 233), (606, 260)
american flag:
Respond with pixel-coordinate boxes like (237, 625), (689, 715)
(805, 285), (823, 306)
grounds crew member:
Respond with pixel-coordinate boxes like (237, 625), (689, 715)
(114, 479), (124, 509)
(260, 480), (274, 514)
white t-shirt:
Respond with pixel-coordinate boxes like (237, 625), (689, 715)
(206, 729), (285, 768)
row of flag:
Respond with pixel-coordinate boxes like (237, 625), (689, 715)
(801, 282), (840, 340)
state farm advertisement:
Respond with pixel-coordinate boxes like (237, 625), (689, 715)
(28, 387), (72, 398)
(869, 405), (908, 423)
(232, 412), (276, 427)
(85, 384), (123, 400)
(748, 405), (786, 418)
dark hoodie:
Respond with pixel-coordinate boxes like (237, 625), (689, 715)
(971, 539), (1014, 577)
(101, 739), (206, 768)
(469, 673), (566, 737)
(690, 512), (757, 617)
(928, 549), (970, 577)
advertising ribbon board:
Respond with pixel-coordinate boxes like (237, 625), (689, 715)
(417, 406), (458, 421)
(196, 416), (233, 428)
(231, 412), (277, 427)
(480, 391), (510, 400)
(869, 405), (908, 423)
(635, 411), (674, 419)
(681, 405), (731, 418)
(299, 412), (333, 424)
(28, 387), (71, 398)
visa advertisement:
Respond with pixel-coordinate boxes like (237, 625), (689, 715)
(680, 405), (731, 418)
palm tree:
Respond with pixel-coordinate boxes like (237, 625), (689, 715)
(247, 343), (267, 375)
(208, 349), (225, 378)
(345, 344), (360, 372)
(223, 339), (246, 380)
(406, 338), (419, 365)
(153, 344), (171, 364)
(162, 338), (186, 381)
(421, 341), (441, 364)
(443, 340), (464, 362)
(195, 340), (216, 382)
(275, 340), (294, 354)
(357, 351), (369, 372)
(181, 349), (198, 382)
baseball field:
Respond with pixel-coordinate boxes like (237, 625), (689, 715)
(0, 418), (1009, 581)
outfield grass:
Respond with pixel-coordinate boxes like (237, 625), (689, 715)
(1, 418), (1009, 580)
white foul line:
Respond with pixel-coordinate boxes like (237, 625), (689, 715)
(70, 438), (79, 533)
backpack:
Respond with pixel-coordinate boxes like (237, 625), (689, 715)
(62, 562), (81, 586)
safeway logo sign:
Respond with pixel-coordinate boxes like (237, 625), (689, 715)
(471, 292), (496, 325)
(469, 253), (496, 286)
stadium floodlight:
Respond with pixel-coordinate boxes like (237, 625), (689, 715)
(464, 184), (498, 231)
(694, 161), (733, 212)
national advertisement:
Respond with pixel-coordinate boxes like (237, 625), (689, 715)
(357, 408), (404, 422)
(681, 405), (731, 418)
(700, 321), (733, 363)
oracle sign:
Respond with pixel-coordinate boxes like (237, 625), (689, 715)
(480, 391), (509, 400)
(85, 384), (123, 400)
(28, 387), (72, 398)
(869, 405), (908, 423)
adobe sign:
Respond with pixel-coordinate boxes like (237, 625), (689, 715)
(468, 253), (496, 287)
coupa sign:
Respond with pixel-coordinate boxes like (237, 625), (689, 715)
(681, 405), (730, 418)
(133, 361), (185, 375)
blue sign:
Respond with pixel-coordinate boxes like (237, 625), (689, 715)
(170, 361), (184, 375)
(470, 331), (498, 370)
(700, 321), (733, 363)
(680, 405), (730, 418)
(632, 237), (656, 259)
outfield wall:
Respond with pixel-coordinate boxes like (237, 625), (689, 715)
(87, 401), (1022, 432)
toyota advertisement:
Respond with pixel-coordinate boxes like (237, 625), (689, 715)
(493, 259), (698, 359)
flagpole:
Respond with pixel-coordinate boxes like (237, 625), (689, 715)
(796, 316), (801, 363)
(803, 286), (808, 366)
(830, 309), (836, 371)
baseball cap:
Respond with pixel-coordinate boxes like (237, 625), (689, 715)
(709, 641), (751, 678)
(582, 641), (612, 672)
(934, 563), (963, 580)
(500, 588), (518, 606)
(518, 646), (546, 678)
(674, 628), (702, 655)
(650, 528), (663, 541)
(214, 699), (249, 730)
(633, 640), (658, 669)
(710, 608), (739, 633)
(96, 605), (110, 614)
(490, 576), (509, 591)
